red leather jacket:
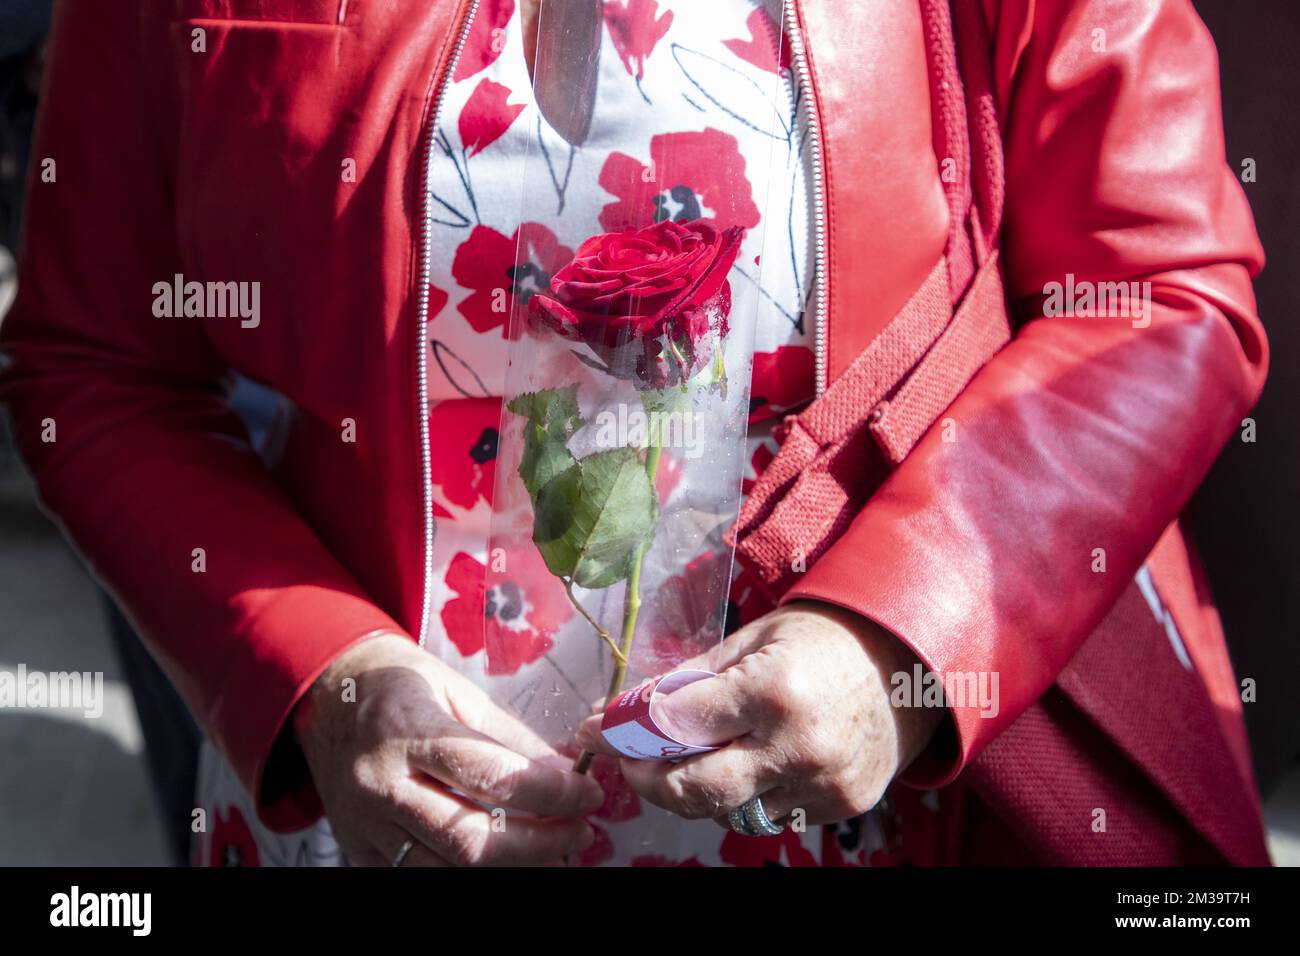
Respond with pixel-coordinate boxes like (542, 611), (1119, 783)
(0, 0), (1269, 863)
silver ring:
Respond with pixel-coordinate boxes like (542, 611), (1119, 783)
(728, 804), (756, 836)
(741, 796), (785, 836)
(391, 838), (415, 867)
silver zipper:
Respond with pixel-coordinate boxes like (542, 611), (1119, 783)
(783, 0), (828, 395)
(416, 0), (481, 647)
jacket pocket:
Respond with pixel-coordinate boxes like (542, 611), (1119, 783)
(171, 0), (349, 25)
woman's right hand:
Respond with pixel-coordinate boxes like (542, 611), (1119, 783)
(292, 631), (603, 866)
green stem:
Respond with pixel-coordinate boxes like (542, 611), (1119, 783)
(573, 425), (664, 775)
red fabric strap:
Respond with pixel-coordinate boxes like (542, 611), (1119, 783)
(869, 252), (1010, 463)
(799, 258), (951, 447)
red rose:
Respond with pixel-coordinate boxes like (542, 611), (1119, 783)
(529, 219), (743, 389)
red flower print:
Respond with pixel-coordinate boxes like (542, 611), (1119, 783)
(723, 7), (790, 75)
(427, 397), (498, 511)
(821, 815), (870, 867)
(633, 550), (734, 675)
(459, 78), (526, 158)
(720, 828), (818, 867)
(598, 128), (760, 233)
(575, 823), (615, 866)
(590, 757), (642, 822)
(427, 282), (450, 321)
(207, 806), (259, 867)
(557, 744), (643, 822)
(603, 0), (672, 95)
(637, 550), (774, 673)
(749, 345), (815, 423)
(727, 558), (774, 633)
(451, 222), (574, 335)
(654, 449), (682, 503)
(439, 548), (570, 673)
(889, 787), (942, 866)
(452, 0), (516, 82)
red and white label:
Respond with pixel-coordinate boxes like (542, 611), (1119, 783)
(599, 669), (720, 761)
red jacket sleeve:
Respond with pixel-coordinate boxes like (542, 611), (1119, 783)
(0, 3), (401, 829)
(783, 0), (1267, 785)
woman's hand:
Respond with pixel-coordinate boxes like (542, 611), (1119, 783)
(293, 631), (603, 866)
(576, 602), (944, 827)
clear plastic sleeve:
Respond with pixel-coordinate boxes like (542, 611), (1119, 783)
(485, 0), (789, 762)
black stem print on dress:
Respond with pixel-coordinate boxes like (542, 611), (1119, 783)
(537, 115), (578, 215)
(429, 191), (472, 229)
(786, 180), (802, 325)
(429, 338), (491, 398)
(680, 92), (707, 113)
(539, 653), (587, 706)
(461, 148), (479, 224)
(731, 261), (801, 333)
(767, 81), (811, 330)
(436, 127), (480, 225)
(670, 43), (791, 140)
(634, 73), (652, 106)
(791, 109), (817, 335)
(508, 673), (545, 713)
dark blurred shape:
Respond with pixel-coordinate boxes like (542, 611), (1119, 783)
(0, 2), (51, 60)
(1190, 0), (1300, 794)
(100, 596), (200, 865)
(0, 0), (50, 251)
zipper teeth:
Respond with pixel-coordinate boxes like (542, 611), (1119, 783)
(416, 0), (481, 648)
(783, 1), (828, 395)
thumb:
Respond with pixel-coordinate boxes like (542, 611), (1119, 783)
(575, 662), (756, 754)
(575, 615), (775, 753)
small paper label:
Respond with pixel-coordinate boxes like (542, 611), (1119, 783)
(600, 669), (719, 761)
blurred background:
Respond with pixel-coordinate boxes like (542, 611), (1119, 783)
(1, 0), (1297, 865)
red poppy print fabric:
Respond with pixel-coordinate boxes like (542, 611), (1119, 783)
(202, 0), (876, 869)
(604, 0), (674, 98)
(598, 128), (762, 233)
(440, 548), (569, 674)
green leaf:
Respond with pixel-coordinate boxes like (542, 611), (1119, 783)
(533, 447), (658, 589)
(508, 386), (584, 502)
(517, 430), (578, 503)
(507, 385), (583, 440)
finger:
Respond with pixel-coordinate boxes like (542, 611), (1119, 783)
(574, 652), (763, 755)
(395, 778), (594, 866)
(574, 712), (621, 757)
(616, 737), (773, 821)
(408, 719), (604, 816)
(654, 665), (762, 746)
(708, 790), (802, 832)
(748, 786), (802, 824)
(382, 828), (453, 868)
(714, 782), (876, 831)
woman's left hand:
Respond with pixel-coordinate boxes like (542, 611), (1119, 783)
(575, 601), (944, 827)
